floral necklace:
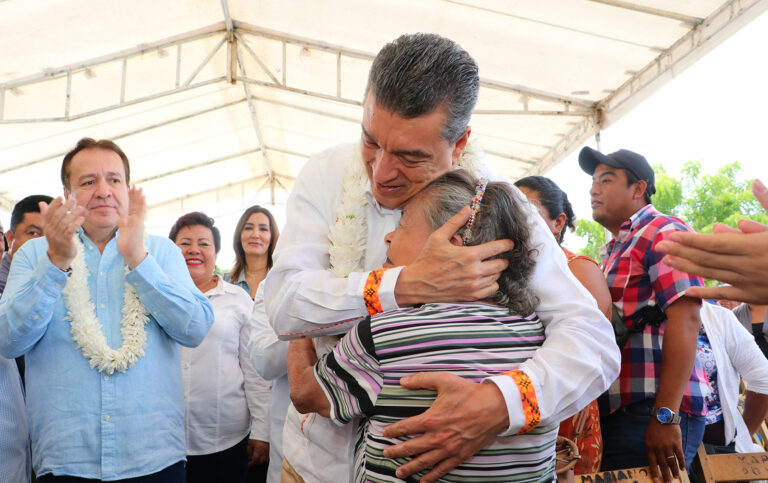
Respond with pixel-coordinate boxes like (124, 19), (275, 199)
(328, 139), (486, 276)
(63, 236), (150, 374)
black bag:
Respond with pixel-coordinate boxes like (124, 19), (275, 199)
(611, 303), (666, 349)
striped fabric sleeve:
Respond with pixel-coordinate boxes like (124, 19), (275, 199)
(314, 317), (384, 425)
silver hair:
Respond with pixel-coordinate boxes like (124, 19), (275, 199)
(417, 170), (539, 315)
(364, 33), (479, 143)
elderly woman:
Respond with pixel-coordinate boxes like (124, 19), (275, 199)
(287, 170), (559, 482)
(515, 175), (611, 473)
(228, 206), (280, 299)
(169, 212), (270, 482)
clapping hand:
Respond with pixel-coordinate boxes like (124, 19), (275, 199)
(117, 186), (147, 270)
(40, 197), (88, 271)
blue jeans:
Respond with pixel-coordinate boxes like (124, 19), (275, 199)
(601, 399), (706, 470)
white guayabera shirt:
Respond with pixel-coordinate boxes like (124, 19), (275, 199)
(181, 276), (270, 455)
(263, 141), (621, 483)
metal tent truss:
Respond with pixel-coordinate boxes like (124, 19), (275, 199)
(0, 0), (766, 217)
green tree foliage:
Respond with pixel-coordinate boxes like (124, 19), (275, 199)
(575, 218), (605, 261)
(576, 161), (767, 263)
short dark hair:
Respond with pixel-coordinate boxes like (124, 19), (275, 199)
(365, 33), (479, 143)
(514, 176), (575, 244)
(10, 194), (53, 232)
(418, 170), (539, 315)
(230, 205), (280, 282)
(61, 138), (131, 191)
(168, 211), (221, 254)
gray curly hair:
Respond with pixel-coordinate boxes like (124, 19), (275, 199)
(416, 170), (539, 315)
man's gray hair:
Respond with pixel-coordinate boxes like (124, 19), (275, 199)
(365, 33), (479, 144)
(417, 170), (539, 315)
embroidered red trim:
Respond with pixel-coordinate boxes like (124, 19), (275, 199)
(505, 369), (541, 434)
(363, 269), (386, 315)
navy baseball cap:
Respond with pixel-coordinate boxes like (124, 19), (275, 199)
(578, 147), (656, 196)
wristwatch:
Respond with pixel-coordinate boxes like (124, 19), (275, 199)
(654, 407), (681, 425)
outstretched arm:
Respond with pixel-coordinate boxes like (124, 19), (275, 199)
(656, 179), (768, 304)
(287, 338), (330, 417)
(382, 373), (508, 481)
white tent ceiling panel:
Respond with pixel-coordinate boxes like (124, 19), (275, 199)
(1, 0), (766, 222)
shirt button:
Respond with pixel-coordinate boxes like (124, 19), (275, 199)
(105, 415), (110, 421)
(88, 246), (93, 250)
(33, 315), (39, 320)
(99, 304), (105, 309)
(104, 375), (109, 381)
(99, 272), (104, 276)
(55, 283), (61, 289)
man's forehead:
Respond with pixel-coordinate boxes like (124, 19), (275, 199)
(71, 148), (125, 175)
(20, 211), (43, 226)
(593, 164), (624, 178)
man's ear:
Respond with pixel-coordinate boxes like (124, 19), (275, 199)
(450, 127), (471, 166)
(450, 233), (464, 247)
(5, 230), (14, 254)
(632, 180), (648, 200)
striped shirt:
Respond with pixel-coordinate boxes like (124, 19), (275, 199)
(314, 302), (557, 482)
(597, 204), (707, 415)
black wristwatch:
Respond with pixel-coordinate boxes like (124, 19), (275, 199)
(654, 407), (681, 425)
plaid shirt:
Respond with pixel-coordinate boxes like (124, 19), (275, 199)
(598, 204), (707, 416)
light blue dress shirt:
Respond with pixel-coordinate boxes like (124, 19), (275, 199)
(0, 355), (30, 483)
(0, 230), (213, 480)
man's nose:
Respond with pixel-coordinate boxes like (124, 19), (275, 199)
(372, 151), (397, 182)
(95, 178), (111, 197)
(384, 230), (394, 246)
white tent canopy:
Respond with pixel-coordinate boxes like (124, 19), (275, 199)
(1, 0), (766, 242)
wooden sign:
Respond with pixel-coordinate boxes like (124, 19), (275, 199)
(578, 467), (689, 483)
(697, 448), (768, 482)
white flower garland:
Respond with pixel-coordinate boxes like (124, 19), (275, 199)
(63, 237), (150, 374)
(328, 139), (486, 276)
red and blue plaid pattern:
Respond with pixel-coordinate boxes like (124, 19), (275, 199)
(598, 205), (707, 416)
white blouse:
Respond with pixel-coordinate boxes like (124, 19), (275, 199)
(181, 277), (270, 455)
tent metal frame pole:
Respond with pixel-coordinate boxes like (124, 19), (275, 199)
(1, 24), (227, 89)
(135, 148), (262, 184)
(598, 0), (768, 128)
(524, 0), (768, 176)
(235, 41), (276, 205)
(238, 76), (362, 107)
(474, 109), (591, 116)
(146, 172), (296, 213)
(0, 77), (226, 124)
(236, 32), (282, 86)
(183, 36), (226, 87)
(588, 0), (702, 24)
(0, 22), (592, 125)
(0, 97), (246, 175)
